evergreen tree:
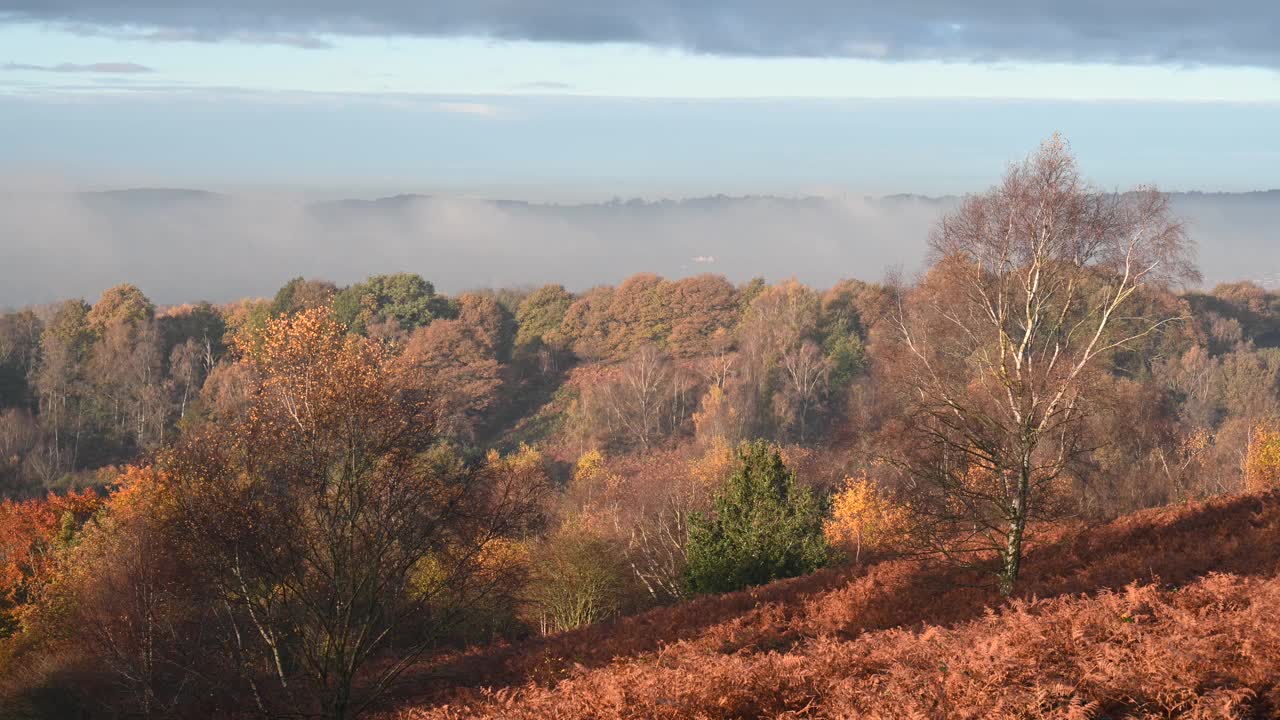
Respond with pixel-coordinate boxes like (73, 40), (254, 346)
(684, 440), (829, 594)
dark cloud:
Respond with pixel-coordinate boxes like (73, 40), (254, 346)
(3, 61), (153, 73)
(2, 2), (1278, 66)
(67, 25), (335, 49)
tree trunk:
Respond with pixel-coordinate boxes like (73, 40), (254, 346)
(999, 464), (1031, 596)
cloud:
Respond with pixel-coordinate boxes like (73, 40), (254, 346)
(1, 2), (1278, 67)
(67, 25), (334, 49)
(511, 81), (574, 91)
(3, 61), (153, 73)
(432, 101), (507, 117)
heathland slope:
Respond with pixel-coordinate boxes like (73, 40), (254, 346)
(383, 491), (1280, 719)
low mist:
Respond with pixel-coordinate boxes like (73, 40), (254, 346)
(1, 187), (1276, 307)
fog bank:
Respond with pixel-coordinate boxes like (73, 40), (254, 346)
(1, 189), (1277, 307)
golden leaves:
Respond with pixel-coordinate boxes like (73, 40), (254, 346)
(1244, 425), (1280, 492)
(824, 475), (909, 559)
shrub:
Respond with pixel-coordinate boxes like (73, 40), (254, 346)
(526, 523), (630, 634)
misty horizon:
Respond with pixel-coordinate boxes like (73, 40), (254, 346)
(4, 184), (1279, 309)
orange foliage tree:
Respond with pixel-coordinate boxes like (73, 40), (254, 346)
(156, 307), (546, 719)
(32, 465), (221, 717)
(399, 293), (505, 443)
(824, 474), (908, 563)
(0, 488), (100, 635)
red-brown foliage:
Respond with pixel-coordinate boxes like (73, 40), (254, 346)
(0, 489), (101, 629)
(379, 491), (1280, 719)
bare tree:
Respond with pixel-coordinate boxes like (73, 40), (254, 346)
(614, 478), (701, 602)
(737, 280), (822, 438)
(604, 344), (681, 450)
(888, 135), (1198, 594)
(778, 339), (831, 442)
(699, 327), (737, 391)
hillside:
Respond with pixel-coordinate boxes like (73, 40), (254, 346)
(381, 491), (1280, 719)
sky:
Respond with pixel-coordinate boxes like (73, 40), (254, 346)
(2, 1), (1279, 197)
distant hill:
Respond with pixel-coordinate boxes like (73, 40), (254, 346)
(1, 188), (1277, 307)
(377, 491), (1280, 719)
(80, 188), (227, 208)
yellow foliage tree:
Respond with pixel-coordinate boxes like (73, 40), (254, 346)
(687, 440), (735, 489)
(1245, 426), (1280, 492)
(692, 385), (740, 447)
(573, 448), (606, 486)
(824, 475), (908, 563)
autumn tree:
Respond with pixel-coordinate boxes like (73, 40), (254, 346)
(560, 285), (616, 361)
(158, 302), (225, 368)
(162, 299), (227, 417)
(1245, 425), (1280, 492)
(39, 466), (222, 718)
(457, 291), (516, 362)
(589, 344), (698, 450)
(86, 285), (167, 453)
(412, 445), (549, 645)
(5, 294), (227, 494)
(887, 136), (1198, 594)
(684, 441), (828, 594)
(606, 273), (673, 358)
(0, 409), (39, 495)
(818, 280), (870, 389)
(824, 475), (907, 563)
(667, 274), (739, 357)
(1217, 347), (1280, 421)
(1191, 281), (1280, 348)
(618, 451), (716, 603)
(269, 276), (338, 316)
(776, 339), (831, 442)
(736, 279), (826, 439)
(399, 293), (505, 444)
(559, 275), (681, 362)
(0, 488), (101, 635)
(736, 276), (767, 314)
(86, 284), (154, 334)
(563, 449), (710, 604)
(0, 312), (43, 493)
(693, 385), (741, 448)
(218, 298), (273, 354)
(163, 308), (546, 719)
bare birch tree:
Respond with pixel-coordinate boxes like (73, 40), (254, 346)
(888, 135), (1198, 594)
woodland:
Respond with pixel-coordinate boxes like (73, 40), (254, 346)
(4, 137), (1280, 719)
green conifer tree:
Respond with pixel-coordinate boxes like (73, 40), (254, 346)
(685, 440), (829, 594)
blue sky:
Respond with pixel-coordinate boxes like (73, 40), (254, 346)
(2, 4), (1279, 198)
